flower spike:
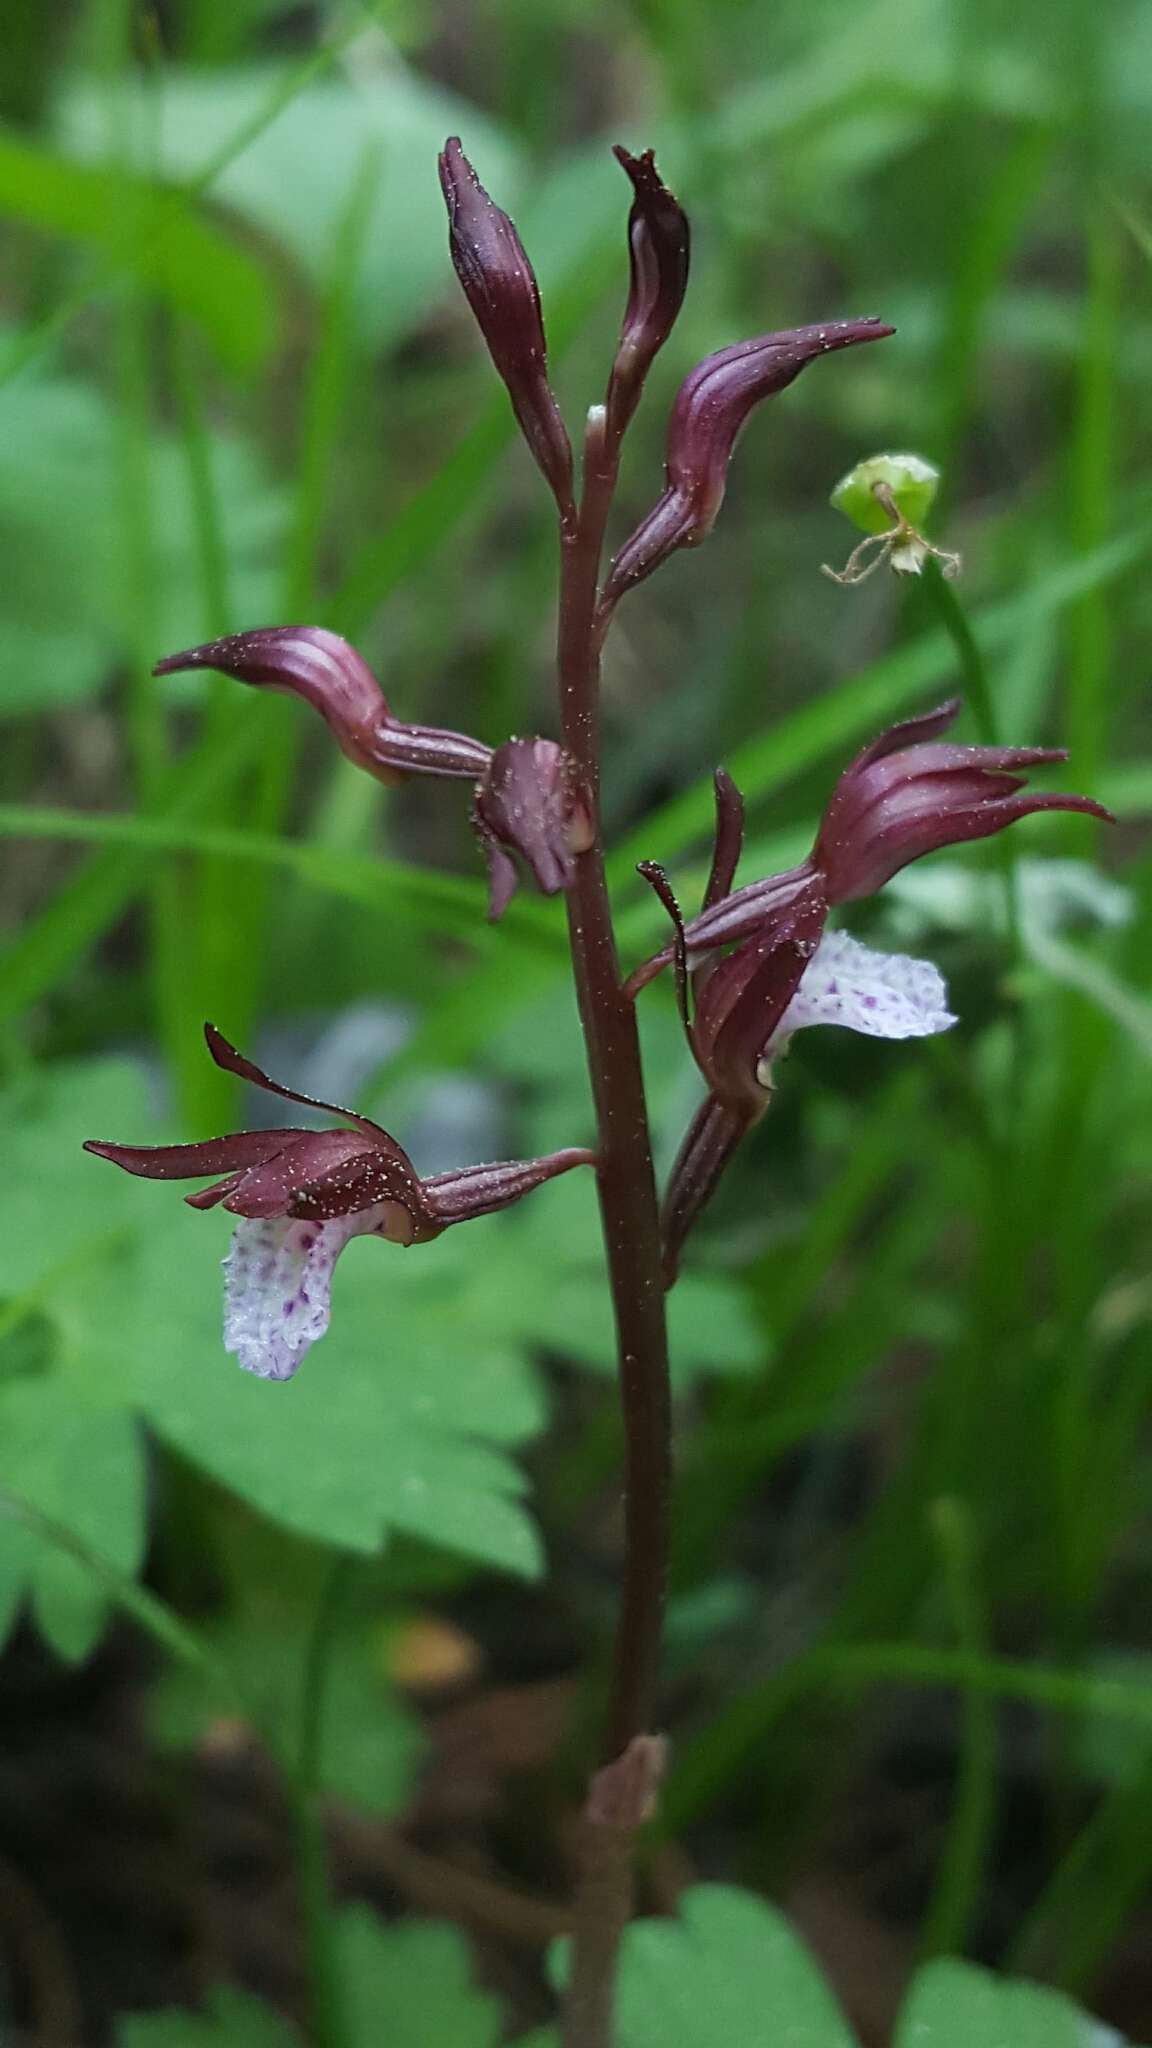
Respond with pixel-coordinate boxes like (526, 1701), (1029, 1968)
(606, 146), (690, 438)
(85, 1026), (595, 1381)
(603, 318), (894, 609)
(155, 627), (492, 784)
(438, 137), (575, 524)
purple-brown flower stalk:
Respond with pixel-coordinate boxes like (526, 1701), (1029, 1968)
(83, 136), (1113, 2048)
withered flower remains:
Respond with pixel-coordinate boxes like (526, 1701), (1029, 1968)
(473, 736), (594, 919)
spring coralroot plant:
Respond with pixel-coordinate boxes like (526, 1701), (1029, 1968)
(84, 140), (1110, 2048)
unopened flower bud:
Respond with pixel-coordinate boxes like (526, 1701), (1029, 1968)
(472, 737), (594, 920)
(438, 137), (575, 523)
(604, 319), (894, 608)
(155, 627), (492, 784)
(606, 147), (690, 438)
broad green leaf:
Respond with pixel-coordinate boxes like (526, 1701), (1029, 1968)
(117, 1983), (298, 2046)
(0, 374), (284, 714)
(125, 1210), (546, 1578)
(57, 66), (516, 348)
(0, 1056), (159, 1301)
(0, 129), (276, 369)
(0, 1378), (145, 1660)
(894, 1956), (1109, 2046)
(337, 1905), (503, 2048)
(550, 1885), (860, 2048)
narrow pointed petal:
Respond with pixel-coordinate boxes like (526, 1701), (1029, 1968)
(607, 146), (690, 436)
(760, 930), (956, 1073)
(83, 1130), (300, 1180)
(203, 1023), (386, 1138)
(223, 1207), (393, 1381)
(703, 767), (745, 911)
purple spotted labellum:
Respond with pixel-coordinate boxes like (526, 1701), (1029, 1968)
(438, 137), (575, 525)
(602, 319), (894, 611)
(85, 1025), (595, 1381)
(605, 147), (690, 439)
(472, 736), (595, 920)
(155, 627), (492, 784)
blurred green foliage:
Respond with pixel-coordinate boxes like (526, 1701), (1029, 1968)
(0, 0), (1150, 2038)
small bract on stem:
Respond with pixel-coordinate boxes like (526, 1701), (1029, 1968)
(82, 139), (1111, 2048)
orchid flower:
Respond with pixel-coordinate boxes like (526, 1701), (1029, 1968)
(634, 700), (1113, 1279)
(85, 1025), (594, 1382)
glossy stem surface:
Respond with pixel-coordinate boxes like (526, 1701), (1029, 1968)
(558, 410), (673, 2048)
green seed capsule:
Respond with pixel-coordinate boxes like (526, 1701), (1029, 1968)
(831, 452), (940, 536)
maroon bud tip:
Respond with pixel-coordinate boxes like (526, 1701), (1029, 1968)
(607, 144), (690, 436)
(438, 136), (574, 518)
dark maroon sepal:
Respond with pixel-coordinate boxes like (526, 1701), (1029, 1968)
(82, 1130), (300, 1183)
(86, 1027), (596, 1239)
(813, 701), (1116, 903)
(439, 138), (575, 523)
(203, 1021), (384, 1136)
(703, 767), (745, 912)
(692, 882), (828, 1111)
(424, 1148), (597, 1226)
